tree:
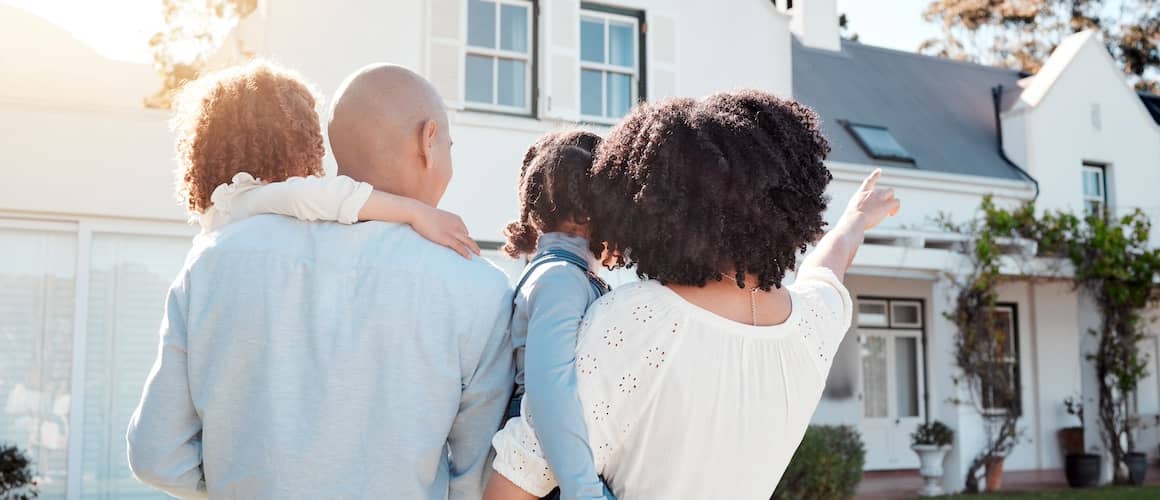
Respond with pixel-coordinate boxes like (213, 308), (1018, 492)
(921, 0), (1160, 92)
(839, 13), (860, 42)
(145, 0), (259, 108)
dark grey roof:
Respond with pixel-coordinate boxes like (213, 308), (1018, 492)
(1140, 92), (1160, 126)
(792, 39), (1028, 181)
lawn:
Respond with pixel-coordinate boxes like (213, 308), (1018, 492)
(936, 486), (1160, 499)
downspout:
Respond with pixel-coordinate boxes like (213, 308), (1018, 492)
(992, 85), (1040, 200)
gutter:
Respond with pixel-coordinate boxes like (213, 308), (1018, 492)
(992, 85), (1040, 200)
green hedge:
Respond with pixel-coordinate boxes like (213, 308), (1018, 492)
(772, 425), (866, 500)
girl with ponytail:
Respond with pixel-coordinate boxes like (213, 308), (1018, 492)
(487, 130), (615, 500)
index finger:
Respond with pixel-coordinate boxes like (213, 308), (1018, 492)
(860, 168), (882, 191)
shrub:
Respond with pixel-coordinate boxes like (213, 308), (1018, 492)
(912, 421), (954, 447)
(772, 425), (865, 500)
(0, 443), (37, 499)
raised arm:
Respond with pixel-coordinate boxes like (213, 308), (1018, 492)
(800, 169), (900, 280)
(126, 273), (208, 499)
(523, 267), (606, 500)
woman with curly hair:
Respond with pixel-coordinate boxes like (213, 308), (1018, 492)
(489, 90), (899, 499)
(172, 60), (479, 257)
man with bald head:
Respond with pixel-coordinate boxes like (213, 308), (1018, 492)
(126, 64), (514, 499)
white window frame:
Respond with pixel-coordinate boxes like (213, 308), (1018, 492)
(1082, 163), (1107, 216)
(579, 8), (640, 124)
(889, 300), (923, 328)
(981, 304), (1020, 416)
(856, 299), (889, 327)
(464, 0), (534, 115)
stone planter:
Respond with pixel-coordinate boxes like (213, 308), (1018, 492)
(1125, 452), (1148, 486)
(985, 456), (1005, 492)
(911, 444), (951, 497)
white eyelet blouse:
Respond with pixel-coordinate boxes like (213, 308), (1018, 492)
(491, 266), (853, 500)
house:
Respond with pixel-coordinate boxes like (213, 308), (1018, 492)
(0, 0), (1156, 498)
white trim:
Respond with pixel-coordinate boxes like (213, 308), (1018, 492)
(827, 161), (1036, 200)
(0, 217), (78, 232)
(65, 223), (92, 500)
(0, 211), (196, 237)
(890, 300), (924, 328)
(578, 9), (639, 122)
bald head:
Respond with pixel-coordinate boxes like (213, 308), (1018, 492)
(329, 64), (453, 207)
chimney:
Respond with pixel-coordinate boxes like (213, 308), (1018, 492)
(790, 0), (840, 51)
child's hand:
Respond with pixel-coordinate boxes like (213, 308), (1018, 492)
(411, 206), (481, 258)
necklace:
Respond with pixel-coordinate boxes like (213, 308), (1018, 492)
(720, 273), (759, 326)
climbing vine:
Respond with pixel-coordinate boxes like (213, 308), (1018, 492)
(946, 195), (1160, 487)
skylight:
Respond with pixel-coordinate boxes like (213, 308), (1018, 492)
(843, 122), (914, 163)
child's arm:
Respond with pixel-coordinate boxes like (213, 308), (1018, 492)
(220, 175), (480, 258)
(521, 266), (609, 500)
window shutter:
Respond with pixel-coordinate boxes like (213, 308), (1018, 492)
(427, 0), (466, 110)
(647, 12), (677, 100)
(542, 0), (580, 121)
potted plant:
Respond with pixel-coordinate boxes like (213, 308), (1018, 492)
(911, 421), (954, 497)
(1059, 397), (1100, 488)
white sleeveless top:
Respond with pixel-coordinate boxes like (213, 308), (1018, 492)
(492, 266), (853, 500)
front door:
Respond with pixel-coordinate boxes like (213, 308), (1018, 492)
(856, 299), (926, 470)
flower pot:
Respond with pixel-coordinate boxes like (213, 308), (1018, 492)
(1064, 453), (1101, 488)
(911, 444), (950, 497)
(1057, 427), (1084, 456)
(1125, 452), (1148, 486)
(985, 456), (1005, 492)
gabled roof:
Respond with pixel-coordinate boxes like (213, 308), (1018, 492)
(792, 39), (1028, 181)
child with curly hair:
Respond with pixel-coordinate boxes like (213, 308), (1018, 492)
(484, 130), (615, 500)
(172, 61), (478, 257)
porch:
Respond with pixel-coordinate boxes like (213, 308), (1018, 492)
(854, 465), (1160, 499)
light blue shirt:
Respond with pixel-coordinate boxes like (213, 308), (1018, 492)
(126, 215), (514, 500)
(511, 232), (610, 500)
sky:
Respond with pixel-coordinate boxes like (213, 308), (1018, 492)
(1, 0), (937, 64)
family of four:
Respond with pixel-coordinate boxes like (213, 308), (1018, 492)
(125, 61), (900, 500)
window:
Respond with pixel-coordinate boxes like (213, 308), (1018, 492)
(580, 4), (644, 122)
(465, 0), (534, 114)
(843, 121), (915, 163)
(856, 297), (923, 329)
(981, 304), (1022, 415)
(1082, 163), (1107, 216)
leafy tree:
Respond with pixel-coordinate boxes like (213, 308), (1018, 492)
(921, 0), (1160, 92)
(0, 443), (37, 500)
(145, 0), (258, 108)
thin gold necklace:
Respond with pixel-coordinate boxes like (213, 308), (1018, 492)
(720, 273), (759, 326)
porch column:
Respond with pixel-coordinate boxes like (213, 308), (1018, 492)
(931, 275), (977, 493)
(1078, 288), (1112, 484)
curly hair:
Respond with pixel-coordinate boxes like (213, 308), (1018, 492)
(172, 60), (325, 213)
(502, 129), (603, 258)
(589, 89), (833, 291)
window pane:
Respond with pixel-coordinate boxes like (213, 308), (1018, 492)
(81, 233), (189, 499)
(606, 72), (632, 118)
(994, 308), (1015, 355)
(850, 124), (912, 161)
(497, 58), (526, 108)
(861, 336), (888, 418)
(0, 227), (76, 499)
(857, 301), (888, 326)
(580, 18), (605, 63)
(609, 21), (635, 68)
(581, 69), (603, 117)
(1082, 170), (1098, 197)
(499, 4), (528, 53)
(895, 337), (920, 418)
(467, 0), (496, 48)
(465, 55), (494, 104)
(891, 302), (921, 327)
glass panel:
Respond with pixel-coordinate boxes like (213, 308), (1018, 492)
(496, 58), (526, 108)
(891, 302), (921, 327)
(851, 125), (912, 160)
(994, 308), (1014, 357)
(857, 301), (888, 326)
(81, 233), (189, 499)
(467, 0), (497, 48)
(580, 17), (605, 63)
(0, 228), (77, 499)
(605, 72), (632, 118)
(581, 69), (603, 117)
(609, 21), (635, 68)
(499, 4), (528, 53)
(1082, 170), (1098, 197)
(465, 55), (494, 104)
(895, 337), (920, 418)
(861, 336), (888, 418)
